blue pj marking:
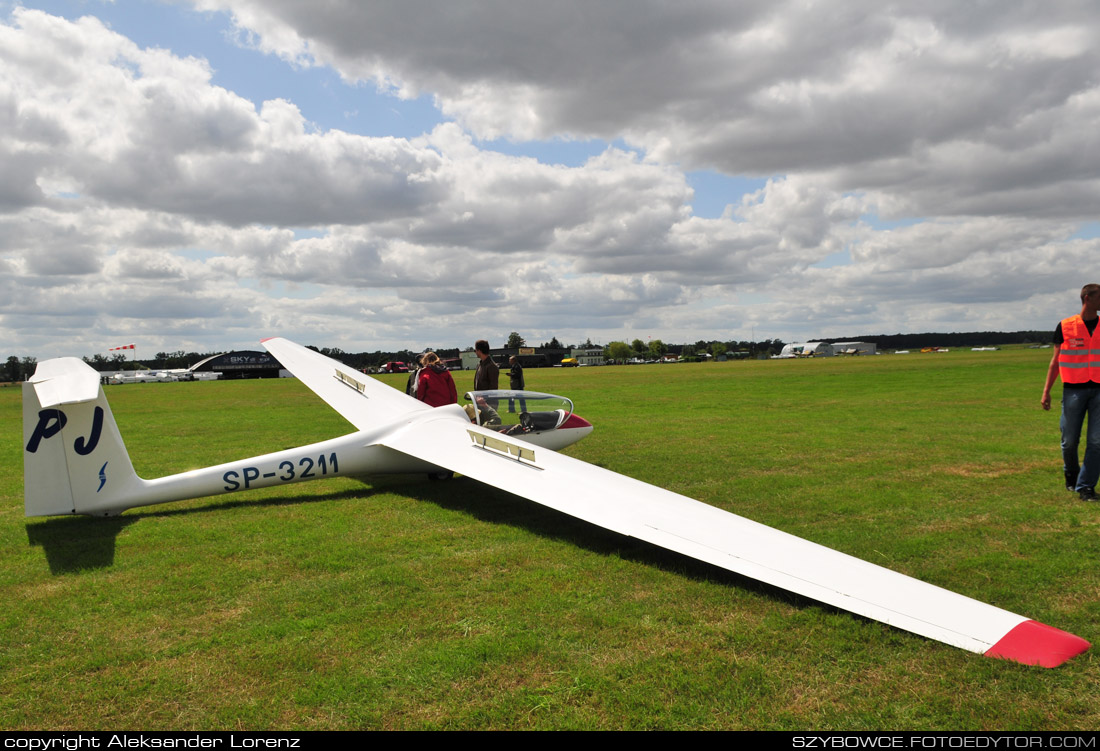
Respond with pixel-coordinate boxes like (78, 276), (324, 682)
(25, 407), (103, 455)
(25, 409), (66, 453)
(97, 462), (108, 493)
(74, 407), (103, 455)
(222, 452), (340, 491)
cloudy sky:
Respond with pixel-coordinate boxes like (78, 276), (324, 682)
(2, 1), (1098, 359)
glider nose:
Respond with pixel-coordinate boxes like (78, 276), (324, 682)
(561, 413), (592, 431)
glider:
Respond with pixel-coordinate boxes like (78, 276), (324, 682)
(22, 337), (1089, 668)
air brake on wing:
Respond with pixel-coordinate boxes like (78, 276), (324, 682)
(334, 369), (369, 395)
(466, 429), (540, 468)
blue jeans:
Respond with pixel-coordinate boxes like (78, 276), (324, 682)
(1061, 387), (1100, 491)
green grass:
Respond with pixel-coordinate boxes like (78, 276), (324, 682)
(2, 349), (1097, 730)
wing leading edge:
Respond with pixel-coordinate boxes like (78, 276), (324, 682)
(262, 337), (429, 430)
(378, 408), (1089, 667)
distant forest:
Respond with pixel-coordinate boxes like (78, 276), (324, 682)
(71, 346), (466, 373)
(1, 330), (1055, 381)
(816, 330), (1051, 350)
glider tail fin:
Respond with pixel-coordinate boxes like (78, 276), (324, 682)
(23, 358), (142, 517)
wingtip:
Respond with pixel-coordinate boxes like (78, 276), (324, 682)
(984, 620), (1090, 668)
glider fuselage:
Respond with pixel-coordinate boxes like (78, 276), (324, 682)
(24, 385), (591, 517)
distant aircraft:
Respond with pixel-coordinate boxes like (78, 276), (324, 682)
(21, 338), (1089, 667)
(109, 371), (175, 384)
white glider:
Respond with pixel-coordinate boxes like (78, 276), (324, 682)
(22, 338), (1089, 668)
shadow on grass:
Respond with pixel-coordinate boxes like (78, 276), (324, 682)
(25, 515), (138, 574)
(23, 485), (380, 574)
(134, 485), (380, 519)
(398, 475), (837, 616)
(24, 472), (854, 629)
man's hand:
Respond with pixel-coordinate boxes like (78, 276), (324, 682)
(1042, 346), (1060, 411)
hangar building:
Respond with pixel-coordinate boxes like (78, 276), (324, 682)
(190, 351), (285, 379)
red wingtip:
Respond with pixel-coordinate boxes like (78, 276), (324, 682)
(985, 620), (1090, 668)
(260, 337), (276, 343)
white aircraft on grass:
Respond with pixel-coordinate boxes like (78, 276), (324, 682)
(22, 337), (1090, 668)
(109, 371), (173, 384)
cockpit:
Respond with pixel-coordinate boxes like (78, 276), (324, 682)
(463, 390), (579, 436)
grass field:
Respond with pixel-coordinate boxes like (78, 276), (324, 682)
(2, 349), (1097, 730)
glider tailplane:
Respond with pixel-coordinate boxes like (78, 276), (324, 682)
(23, 358), (142, 517)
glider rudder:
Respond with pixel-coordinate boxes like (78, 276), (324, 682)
(23, 358), (141, 516)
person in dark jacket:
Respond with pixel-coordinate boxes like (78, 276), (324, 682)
(473, 339), (500, 412)
(474, 339), (499, 391)
(405, 353), (424, 397)
(507, 355), (527, 413)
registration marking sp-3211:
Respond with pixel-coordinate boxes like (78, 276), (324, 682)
(223, 452), (340, 491)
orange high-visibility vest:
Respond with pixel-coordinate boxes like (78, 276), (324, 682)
(1059, 315), (1100, 384)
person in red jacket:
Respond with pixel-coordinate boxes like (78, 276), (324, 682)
(415, 351), (458, 408)
(1042, 283), (1100, 501)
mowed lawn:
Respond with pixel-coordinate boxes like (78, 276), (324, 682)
(1, 349), (1097, 730)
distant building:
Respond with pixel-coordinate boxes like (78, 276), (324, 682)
(462, 345), (573, 370)
(570, 346), (605, 366)
(190, 350), (284, 379)
(460, 350), (480, 370)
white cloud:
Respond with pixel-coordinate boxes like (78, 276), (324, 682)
(2, 3), (1099, 358)
(201, 2), (1099, 181)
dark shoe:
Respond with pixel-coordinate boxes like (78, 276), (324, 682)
(1066, 470), (1078, 491)
(1078, 487), (1097, 502)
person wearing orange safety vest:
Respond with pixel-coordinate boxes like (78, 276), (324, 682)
(1042, 283), (1100, 502)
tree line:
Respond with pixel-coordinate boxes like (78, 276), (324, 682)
(602, 338), (788, 363)
(1, 356), (37, 383)
(0, 330), (1055, 382)
(816, 331), (1051, 350)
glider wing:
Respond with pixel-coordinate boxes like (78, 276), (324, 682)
(261, 336), (430, 430)
(259, 340), (1087, 666)
(376, 408), (1089, 667)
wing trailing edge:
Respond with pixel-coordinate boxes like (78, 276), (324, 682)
(378, 410), (1089, 667)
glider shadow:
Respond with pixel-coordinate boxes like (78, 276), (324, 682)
(24, 485), (380, 574)
(25, 515), (137, 574)
(400, 474), (835, 615)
